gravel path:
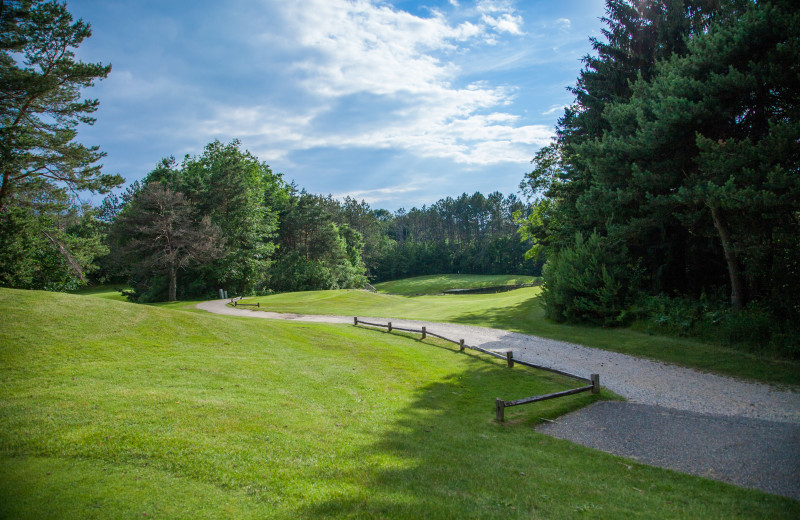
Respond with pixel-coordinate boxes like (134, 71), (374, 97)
(537, 402), (800, 500)
(196, 299), (800, 498)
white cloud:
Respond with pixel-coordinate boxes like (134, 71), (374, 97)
(476, 0), (515, 13)
(333, 183), (424, 205)
(555, 17), (571, 29)
(476, 0), (523, 35)
(197, 0), (544, 167)
(542, 104), (568, 116)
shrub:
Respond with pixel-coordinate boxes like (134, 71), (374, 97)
(541, 231), (643, 326)
(634, 294), (800, 359)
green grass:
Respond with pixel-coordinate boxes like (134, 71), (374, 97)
(69, 284), (130, 302)
(241, 286), (800, 386)
(2, 288), (796, 518)
(374, 274), (540, 295)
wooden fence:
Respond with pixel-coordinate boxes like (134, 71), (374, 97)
(353, 317), (599, 422)
(231, 299), (260, 308)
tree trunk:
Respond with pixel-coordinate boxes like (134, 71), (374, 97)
(169, 263), (177, 302)
(709, 205), (744, 311)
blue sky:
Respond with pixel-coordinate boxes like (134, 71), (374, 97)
(68, 0), (606, 210)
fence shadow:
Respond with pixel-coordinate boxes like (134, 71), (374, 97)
(291, 356), (601, 519)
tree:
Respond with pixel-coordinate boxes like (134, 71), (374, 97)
(0, 0), (121, 210)
(522, 0), (799, 327)
(579, 0), (799, 310)
(0, 0), (121, 291)
(0, 179), (107, 290)
(271, 191), (367, 291)
(175, 140), (284, 295)
(116, 183), (222, 302)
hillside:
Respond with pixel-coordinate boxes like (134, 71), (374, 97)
(0, 289), (795, 518)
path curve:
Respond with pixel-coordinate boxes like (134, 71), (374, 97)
(197, 299), (799, 424)
(196, 299), (800, 499)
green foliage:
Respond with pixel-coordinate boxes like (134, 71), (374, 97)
(635, 294), (800, 359)
(0, 183), (107, 291)
(541, 232), (642, 326)
(371, 191), (539, 281)
(271, 192), (367, 291)
(115, 183), (223, 302)
(0, 0), (122, 210)
(522, 0), (800, 330)
(0, 0), (121, 291)
(109, 140), (288, 300)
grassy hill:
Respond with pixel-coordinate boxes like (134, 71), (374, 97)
(374, 274), (540, 296)
(242, 286), (800, 386)
(1, 288), (795, 518)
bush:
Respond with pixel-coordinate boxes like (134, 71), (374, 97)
(634, 294), (800, 359)
(541, 231), (643, 326)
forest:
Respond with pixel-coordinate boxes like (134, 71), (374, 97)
(519, 0), (799, 353)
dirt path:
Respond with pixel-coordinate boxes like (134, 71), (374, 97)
(196, 299), (800, 499)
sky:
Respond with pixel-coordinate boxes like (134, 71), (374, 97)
(68, 0), (607, 211)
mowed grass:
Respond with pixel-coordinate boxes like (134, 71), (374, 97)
(69, 284), (129, 302)
(243, 284), (800, 386)
(374, 274), (540, 295)
(2, 289), (796, 518)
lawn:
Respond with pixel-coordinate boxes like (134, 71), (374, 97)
(1, 288), (795, 518)
(69, 284), (129, 302)
(241, 284), (800, 386)
(374, 274), (540, 295)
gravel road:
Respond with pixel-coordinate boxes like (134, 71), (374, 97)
(196, 299), (800, 499)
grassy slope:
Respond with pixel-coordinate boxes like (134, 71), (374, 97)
(1, 289), (795, 518)
(69, 284), (129, 302)
(243, 287), (800, 386)
(375, 274), (539, 295)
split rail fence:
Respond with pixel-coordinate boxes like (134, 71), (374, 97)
(230, 298), (260, 308)
(353, 317), (599, 422)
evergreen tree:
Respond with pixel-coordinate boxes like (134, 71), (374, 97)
(0, 0), (121, 210)
(0, 0), (121, 290)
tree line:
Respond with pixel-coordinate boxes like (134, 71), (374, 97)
(98, 147), (536, 301)
(519, 0), (799, 354)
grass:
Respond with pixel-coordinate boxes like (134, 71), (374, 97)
(241, 284), (800, 386)
(374, 274), (540, 295)
(1, 288), (796, 518)
(69, 284), (129, 302)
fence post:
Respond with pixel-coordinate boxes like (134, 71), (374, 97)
(421, 326), (426, 339)
(388, 322), (392, 333)
(496, 398), (505, 422)
(234, 300), (237, 307)
(459, 339), (465, 351)
(591, 374), (600, 394)
(257, 302), (260, 308)
(506, 351), (514, 368)
(354, 317), (358, 325)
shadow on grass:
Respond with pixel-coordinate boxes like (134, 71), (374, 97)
(444, 292), (545, 334)
(289, 347), (796, 518)
(293, 351), (606, 519)
(443, 293), (800, 386)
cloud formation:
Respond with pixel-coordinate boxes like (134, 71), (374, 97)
(198, 0), (550, 167)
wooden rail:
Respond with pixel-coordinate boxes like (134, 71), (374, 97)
(353, 317), (600, 421)
(231, 300), (260, 308)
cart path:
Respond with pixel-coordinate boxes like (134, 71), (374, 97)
(197, 299), (800, 499)
(197, 299), (799, 424)
(537, 402), (800, 500)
